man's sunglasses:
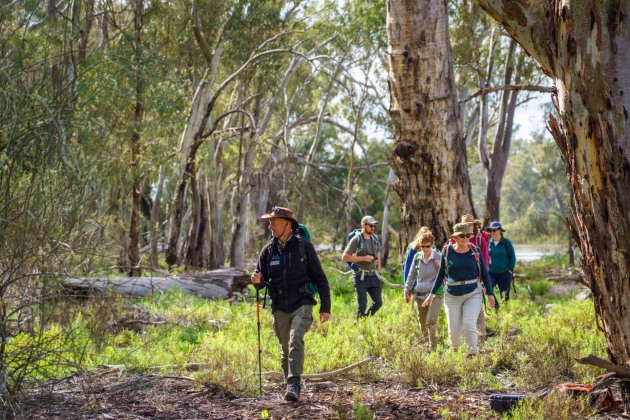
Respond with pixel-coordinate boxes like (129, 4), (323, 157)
(364, 224), (376, 228)
(271, 207), (291, 217)
(457, 233), (474, 238)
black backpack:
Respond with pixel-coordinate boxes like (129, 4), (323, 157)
(264, 226), (317, 296)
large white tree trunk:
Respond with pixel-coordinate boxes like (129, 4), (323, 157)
(474, 0), (630, 393)
(386, 0), (474, 247)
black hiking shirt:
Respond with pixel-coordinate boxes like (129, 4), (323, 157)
(255, 235), (331, 314)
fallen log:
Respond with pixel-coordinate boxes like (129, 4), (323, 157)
(63, 267), (250, 299)
(327, 269), (404, 289)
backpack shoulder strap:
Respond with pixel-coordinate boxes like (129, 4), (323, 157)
(413, 248), (422, 267)
(352, 229), (366, 254)
(441, 243), (451, 278)
(265, 238), (275, 264)
(502, 238), (510, 262)
(297, 235), (308, 264)
(469, 243), (482, 279)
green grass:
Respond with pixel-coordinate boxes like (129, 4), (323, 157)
(6, 253), (608, 417)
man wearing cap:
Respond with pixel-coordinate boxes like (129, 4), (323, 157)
(342, 215), (383, 321)
(251, 206), (331, 402)
(461, 215), (489, 270)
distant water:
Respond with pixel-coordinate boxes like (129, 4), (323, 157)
(513, 244), (565, 262)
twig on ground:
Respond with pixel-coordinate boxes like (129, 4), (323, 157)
(241, 356), (378, 382)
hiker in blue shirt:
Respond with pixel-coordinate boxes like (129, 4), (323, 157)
(251, 206), (331, 402)
(486, 221), (516, 302)
(422, 223), (495, 356)
(342, 216), (382, 321)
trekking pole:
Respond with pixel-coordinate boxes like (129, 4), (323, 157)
(255, 284), (263, 395)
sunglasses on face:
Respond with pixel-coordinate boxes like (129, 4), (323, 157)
(420, 245), (432, 249)
(365, 224), (376, 228)
(457, 233), (473, 238)
(489, 228), (499, 232)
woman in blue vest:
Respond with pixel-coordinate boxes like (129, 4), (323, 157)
(486, 221), (516, 302)
(423, 223), (495, 356)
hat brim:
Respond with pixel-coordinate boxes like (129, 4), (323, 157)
(485, 227), (506, 232)
(260, 213), (298, 227)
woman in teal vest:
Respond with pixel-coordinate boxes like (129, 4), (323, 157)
(486, 221), (516, 302)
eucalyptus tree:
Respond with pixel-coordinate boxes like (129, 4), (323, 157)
(450, 0), (552, 225)
(385, 0), (474, 247)
(127, 0), (145, 276)
(165, 1), (336, 268)
(473, 0), (630, 401)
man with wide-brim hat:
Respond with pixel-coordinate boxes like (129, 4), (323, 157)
(260, 206), (299, 227)
(422, 222), (495, 356)
(461, 214), (490, 343)
(251, 205), (331, 402)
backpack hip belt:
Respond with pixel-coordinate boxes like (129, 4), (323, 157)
(358, 269), (377, 281)
(448, 278), (479, 286)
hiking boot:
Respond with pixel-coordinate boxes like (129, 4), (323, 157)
(284, 380), (301, 402)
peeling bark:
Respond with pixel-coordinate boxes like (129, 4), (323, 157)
(474, 0), (630, 396)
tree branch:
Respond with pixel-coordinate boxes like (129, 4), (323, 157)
(461, 84), (555, 103)
(472, 0), (556, 76)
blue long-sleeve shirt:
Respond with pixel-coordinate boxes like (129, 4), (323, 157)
(430, 245), (494, 297)
(489, 237), (516, 274)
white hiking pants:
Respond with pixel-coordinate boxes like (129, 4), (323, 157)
(444, 286), (483, 355)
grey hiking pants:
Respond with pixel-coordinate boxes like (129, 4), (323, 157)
(272, 304), (313, 382)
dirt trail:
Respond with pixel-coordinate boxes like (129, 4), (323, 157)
(22, 369), (495, 419)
